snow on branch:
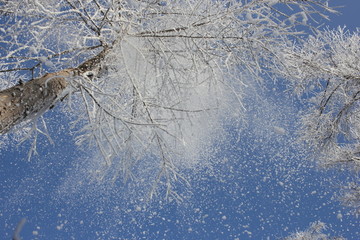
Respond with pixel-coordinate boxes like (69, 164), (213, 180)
(0, 0), (336, 198)
(273, 27), (360, 213)
(284, 221), (345, 240)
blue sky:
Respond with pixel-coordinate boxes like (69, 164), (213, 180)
(327, 0), (359, 31)
(1, 1), (360, 240)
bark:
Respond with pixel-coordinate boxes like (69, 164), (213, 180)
(0, 47), (108, 134)
(0, 69), (72, 134)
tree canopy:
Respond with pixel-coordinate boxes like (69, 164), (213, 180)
(0, 0), (359, 230)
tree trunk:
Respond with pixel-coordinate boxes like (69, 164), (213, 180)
(0, 69), (72, 134)
(0, 47), (108, 134)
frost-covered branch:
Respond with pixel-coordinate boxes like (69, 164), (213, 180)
(274, 27), (360, 213)
(0, 0), (335, 197)
(274, 28), (360, 165)
(283, 221), (345, 240)
(339, 182), (360, 217)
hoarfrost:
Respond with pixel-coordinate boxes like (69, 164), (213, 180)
(0, 1), (359, 239)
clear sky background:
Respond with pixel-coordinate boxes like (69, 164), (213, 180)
(1, 1), (359, 240)
(327, 0), (359, 31)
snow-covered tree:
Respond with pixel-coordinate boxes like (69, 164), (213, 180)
(0, 0), (334, 198)
(274, 28), (360, 214)
(275, 28), (360, 170)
